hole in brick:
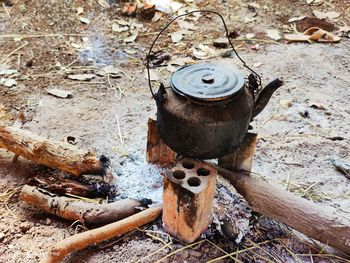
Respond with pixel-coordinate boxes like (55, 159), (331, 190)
(197, 167), (210, 176)
(188, 177), (201, 187)
(173, 170), (186, 180)
(182, 161), (195, 169)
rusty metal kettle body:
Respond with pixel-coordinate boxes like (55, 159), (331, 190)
(146, 11), (283, 159)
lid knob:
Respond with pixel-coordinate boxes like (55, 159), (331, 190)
(202, 74), (215, 84)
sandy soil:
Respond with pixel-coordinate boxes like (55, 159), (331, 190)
(0, 0), (349, 262)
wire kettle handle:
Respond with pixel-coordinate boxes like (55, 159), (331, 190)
(146, 10), (262, 102)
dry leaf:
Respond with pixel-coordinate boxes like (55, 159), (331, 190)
(116, 19), (129, 26)
(79, 17), (90, 24)
(306, 0), (323, 5)
(253, 62), (262, 68)
(147, 0), (183, 13)
(0, 78), (17, 87)
(152, 12), (162, 22)
(166, 64), (177, 72)
(112, 23), (129, 32)
(124, 31), (138, 43)
(47, 88), (72, 98)
(177, 20), (197, 31)
(0, 69), (17, 75)
(313, 10), (340, 20)
(129, 22), (143, 30)
(68, 74), (96, 81)
(102, 65), (121, 76)
(309, 101), (326, 110)
(245, 33), (255, 39)
(76, 7), (84, 15)
(98, 0), (110, 8)
(288, 16), (306, 22)
(71, 43), (82, 49)
(279, 99), (293, 109)
(168, 56), (194, 65)
(326, 11), (341, 19)
(192, 44), (218, 60)
(122, 3), (137, 15)
(266, 29), (281, 40)
(144, 69), (159, 81)
(244, 17), (256, 23)
(170, 31), (183, 43)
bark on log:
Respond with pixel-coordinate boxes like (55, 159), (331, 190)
(28, 176), (111, 198)
(20, 185), (142, 225)
(0, 126), (108, 176)
(40, 205), (162, 263)
(207, 162), (350, 255)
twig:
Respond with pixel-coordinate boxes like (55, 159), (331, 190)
(246, 238), (283, 263)
(116, 116), (127, 155)
(205, 239), (237, 262)
(143, 229), (174, 250)
(154, 240), (206, 263)
(2, 3), (10, 18)
(259, 105), (280, 129)
(136, 243), (172, 263)
(206, 240), (272, 263)
(0, 42), (29, 64)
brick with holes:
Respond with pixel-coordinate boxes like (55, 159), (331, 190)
(162, 158), (217, 243)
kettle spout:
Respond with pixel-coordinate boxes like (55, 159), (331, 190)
(252, 78), (284, 118)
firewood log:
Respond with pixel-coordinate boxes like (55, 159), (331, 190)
(20, 185), (143, 225)
(0, 126), (108, 176)
(40, 205), (162, 263)
(207, 162), (350, 255)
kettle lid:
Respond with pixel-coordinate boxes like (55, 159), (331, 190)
(171, 63), (245, 101)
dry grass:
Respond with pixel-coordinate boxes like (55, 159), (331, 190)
(127, 217), (350, 263)
(284, 181), (332, 202)
(0, 186), (22, 218)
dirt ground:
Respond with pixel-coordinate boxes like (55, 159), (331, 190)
(0, 0), (349, 262)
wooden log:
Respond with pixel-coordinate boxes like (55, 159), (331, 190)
(40, 205), (162, 263)
(28, 176), (111, 198)
(207, 162), (350, 255)
(20, 185), (142, 225)
(0, 126), (108, 176)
